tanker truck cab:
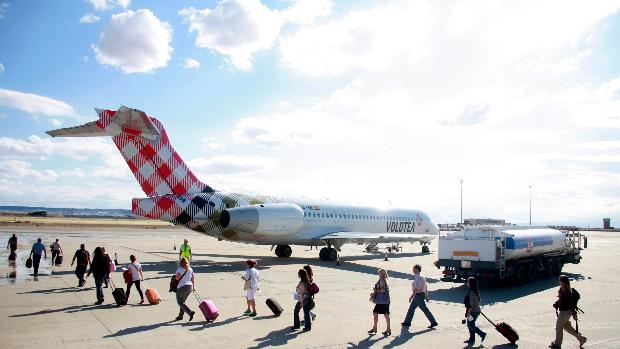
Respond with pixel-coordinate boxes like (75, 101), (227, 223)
(437, 226), (587, 285)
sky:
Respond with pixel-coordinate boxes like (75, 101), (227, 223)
(0, 0), (619, 227)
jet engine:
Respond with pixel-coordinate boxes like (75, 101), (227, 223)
(220, 203), (304, 235)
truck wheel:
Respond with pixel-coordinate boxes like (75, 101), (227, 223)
(512, 263), (525, 285)
(554, 259), (563, 276)
(544, 259), (554, 278)
(526, 263), (537, 283)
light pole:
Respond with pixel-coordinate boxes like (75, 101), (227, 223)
(529, 185), (532, 226)
(460, 179), (463, 224)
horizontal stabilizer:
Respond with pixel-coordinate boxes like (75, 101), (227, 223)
(46, 121), (107, 137)
(313, 231), (436, 242)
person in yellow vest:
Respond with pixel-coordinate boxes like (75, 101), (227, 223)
(179, 239), (192, 261)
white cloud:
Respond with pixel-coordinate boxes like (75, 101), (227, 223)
(0, 88), (74, 116)
(558, 75), (620, 129)
(60, 168), (86, 178)
(0, 159), (59, 182)
(182, 58), (200, 69)
(279, 1), (433, 75)
(0, 2), (9, 19)
(79, 13), (101, 24)
(0, 135), (116, 161)
(0, 62), (4, 74)
(92, 9), (173, 74)
(188, 155), (277, 175)
(88, 0), (130, 11)
(179, 0), (283, 71)
(281, 0), (332, 25)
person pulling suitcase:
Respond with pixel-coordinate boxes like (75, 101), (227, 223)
(174, 257), (196, 321)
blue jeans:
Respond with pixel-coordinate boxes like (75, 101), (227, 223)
(403, 293), (437, 325)
(94, 275), (105, 302)
(467, 311), (485, 340)
(294, 301), (311, 330)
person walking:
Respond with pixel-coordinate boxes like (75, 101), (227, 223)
(102, 246), (112, 288)
(179, 239), (192, 261)
(303, 265), (317, 321)
(292, 269), (313, 332)
(464, 277), (486, 344)
(86, 247), (108, 305)
(549, 275), (587, 348)
(402, 264), (438, 329)
(71, 244), (91, 287)
(50, 239), (63, 265)
(369, 269), (391, 336)
(242, 259), (259, 317)
(7, 234), (17, 253)
(29, 238), (47, 276)
(174, 257), (196, 321)
(125, 255), (145, 304)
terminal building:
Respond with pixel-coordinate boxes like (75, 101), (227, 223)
(463, 218), (507, 226)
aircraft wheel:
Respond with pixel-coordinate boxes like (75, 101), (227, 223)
(282, 245), (292, 258)
(319, 247), (328, 261)
(328, 248), (338, 261)
(553, 258), (563, 276)
(422, 245), (430, 253)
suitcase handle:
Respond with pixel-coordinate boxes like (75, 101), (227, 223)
(480, 311), (496, 326)
(193, 290), (203, 303)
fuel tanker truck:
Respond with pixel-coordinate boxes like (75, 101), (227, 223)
(436, 226), (587, 284)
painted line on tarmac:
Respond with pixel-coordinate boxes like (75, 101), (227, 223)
(585, 336), (620, 347)
(59, 276), (127, 349)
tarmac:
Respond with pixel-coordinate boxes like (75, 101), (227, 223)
(0, 226), (619, 349)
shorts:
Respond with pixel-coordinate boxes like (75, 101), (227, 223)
(246, 288), (257, 300)
(373, 303), (390, 314)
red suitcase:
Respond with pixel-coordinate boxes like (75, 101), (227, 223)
(481, 311), (519, 344)
(194, 291), (219, 322)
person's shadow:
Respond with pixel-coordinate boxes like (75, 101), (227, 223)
(382, 327), (433, 348)
(246, 327), (301, 349)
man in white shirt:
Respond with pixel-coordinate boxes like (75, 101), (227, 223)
(402, 264), (438, 328)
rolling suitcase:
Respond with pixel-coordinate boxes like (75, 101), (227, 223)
(481, 311), (519, 344)
(194, 291), (219, 322)
(144, 281), (161, 305)
(55, 255), (63, 266)
(109, 279), (127, 307)
(265, 297), (283, 317)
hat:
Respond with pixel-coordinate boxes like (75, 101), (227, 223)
(246, 259), (257, 268)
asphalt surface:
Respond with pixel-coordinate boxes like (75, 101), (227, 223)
(0, 226), (618, 348)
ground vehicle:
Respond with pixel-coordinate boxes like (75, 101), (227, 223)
(436, 226), (586, 284)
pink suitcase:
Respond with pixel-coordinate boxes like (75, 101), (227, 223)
(194, 291), (219, 322)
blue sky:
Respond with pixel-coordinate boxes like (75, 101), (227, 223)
(0, 0), (619, 227)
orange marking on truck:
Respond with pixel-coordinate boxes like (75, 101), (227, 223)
(453, 251), (479, 257)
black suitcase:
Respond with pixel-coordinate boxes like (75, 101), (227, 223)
(26, 258), (32, 268)
(481, 312), (519, 344)
(55, 255), (63, 265)
(265, 297), (283, 317)
(8, 252), (16, 261)
(109, 279), (127, 307)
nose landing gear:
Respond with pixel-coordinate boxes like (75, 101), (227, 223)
(275, 245), (292, 258)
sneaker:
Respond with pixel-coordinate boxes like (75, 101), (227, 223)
(464, 339), (475, 343)
(175, 316), (183, 321)
(243, 309), (252, 315)
(311, 313), (317, 321)
(139, 299), (144, 304)
(481, 332), (486, 342)
(579, 337), (587, 347)
(95, 300), (103, 305)
(249, 312), (257, 317)
(189, 311), (195, 321)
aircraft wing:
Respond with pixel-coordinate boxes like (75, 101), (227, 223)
(312, 231), (436, 242)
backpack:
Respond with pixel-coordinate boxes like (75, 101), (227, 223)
(572, 288), (583, 314)
(308, 282), (319, 295)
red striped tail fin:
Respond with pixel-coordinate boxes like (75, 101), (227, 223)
(48, 106), (213, 197)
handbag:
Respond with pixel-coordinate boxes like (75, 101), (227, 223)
(243, 278), (251, 290)
(369, 293), (376, 303)
(169, 269), (188, 293)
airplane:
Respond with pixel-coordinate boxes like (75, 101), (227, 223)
(47, 106), (440, 261)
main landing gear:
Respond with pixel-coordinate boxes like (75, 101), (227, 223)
(275, 245), (292, 258)
(319, 247), (338, 261)
(421, 244), (430, 253)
